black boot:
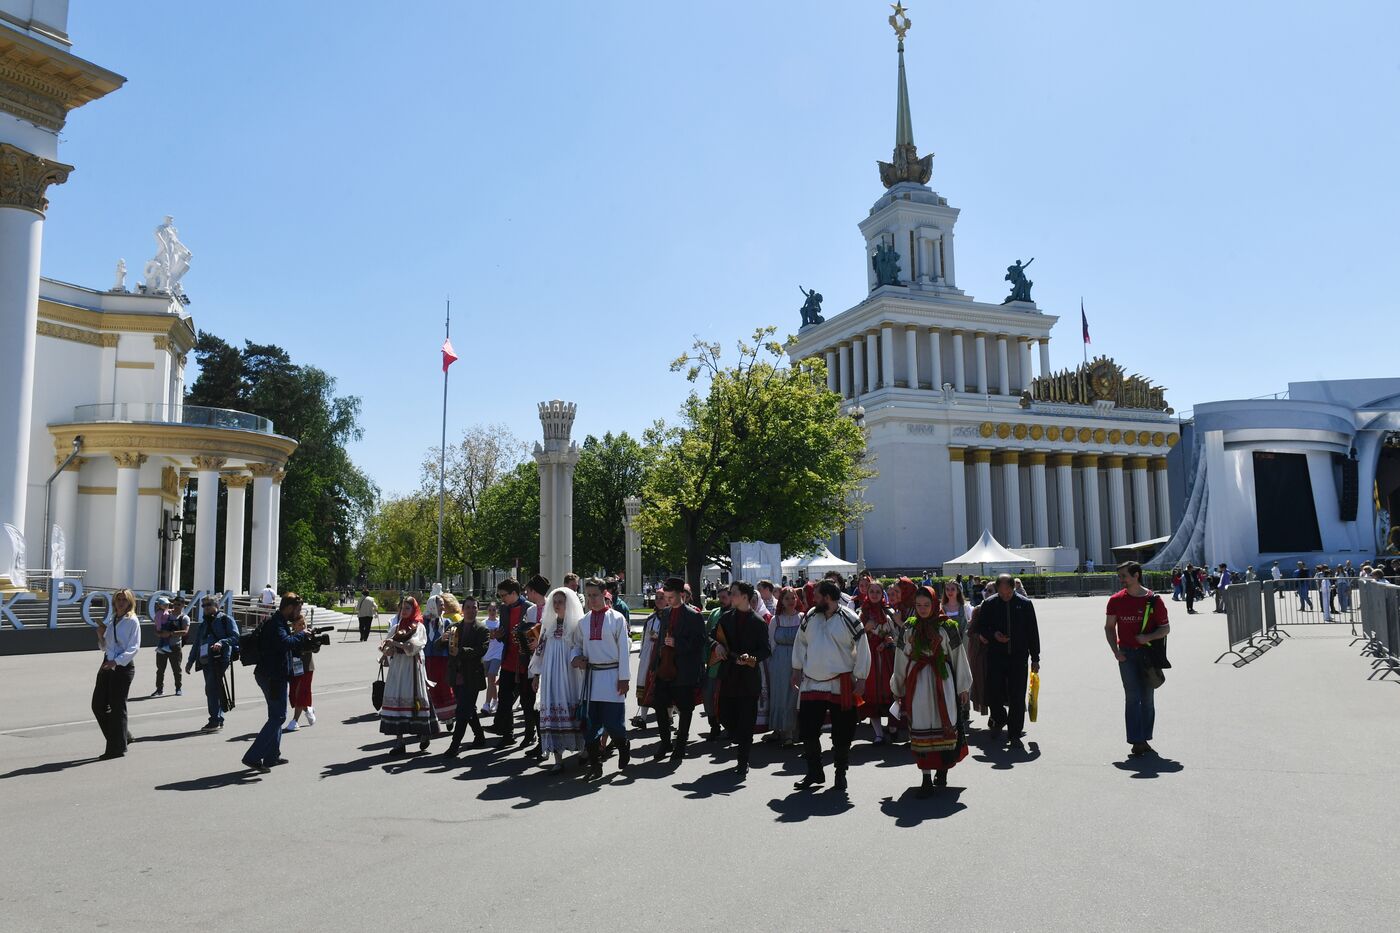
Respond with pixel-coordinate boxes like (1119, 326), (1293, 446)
(934, 768), (948, 787)
(794, 766), (826, 789)
(917, 772), (934, 798)
(833, 768), (848, 792)
(585, 742), (604, 781)
(617, 740), (631, 771)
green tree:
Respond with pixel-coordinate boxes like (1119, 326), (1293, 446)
(636, 327), (869, 596)
(186, 332), (377, 594)
(360, 494), (436, 587)
(573, 432), (653, 575)
(419, 424), (528, 580)
(473, 461), (541, 576)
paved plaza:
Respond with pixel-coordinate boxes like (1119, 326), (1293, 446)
(1, 597), (1396, 932)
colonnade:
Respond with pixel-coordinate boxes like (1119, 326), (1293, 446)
(949, 447), (1171, 566)
(821, 325), (1052, 399)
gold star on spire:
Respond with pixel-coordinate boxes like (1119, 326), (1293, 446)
(889, 2), (912, 43)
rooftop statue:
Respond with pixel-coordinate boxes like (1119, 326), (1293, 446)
(872, 242), (902, 288)
(141, 215), (192, 302)
(1002, 257), (1034, 304)
(798, 286), (825, 327)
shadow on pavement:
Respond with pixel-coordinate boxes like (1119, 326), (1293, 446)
(155, 769), (263, 791)
(879, 786), (968, 826)
(132, 729), (208, 744)
(672, 767), (744, 799)
(767, 787), (856, 822)
(0, 756), (102, 780)
(971, 739), (1041, 770)
(342, 713), (379, 725)
(1113, 755), (1184, 779)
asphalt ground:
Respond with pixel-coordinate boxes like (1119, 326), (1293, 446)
(1, 599), (1397, 933)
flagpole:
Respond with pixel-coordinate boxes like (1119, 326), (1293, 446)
(436, 298), (449, 586)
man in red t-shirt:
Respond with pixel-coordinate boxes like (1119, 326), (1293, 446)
(1105, 561), (1170, 758)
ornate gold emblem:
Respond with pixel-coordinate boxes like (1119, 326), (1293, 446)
(996, 423), (1011, 439)
(1137, 430), (1151, 446)
(1124, 431), (1136, 446)
(1167, 433), (1179, 447)
(1046, 426), (1060, 441)
(1013, 424), (1028, 440)
(1152, 431), (1165, 447)
(1030, 425), (1044, 440)
(888, 3), (911, 41)
(1027, 354), (1169, 411)
(1109, 429), (1122, 444)
(979, 422), (994, 438)
(1077, 427), (1091, 443)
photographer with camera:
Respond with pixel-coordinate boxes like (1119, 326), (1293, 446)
(186, 595), (239, 732)
(285, 611), (325, 732)
(242, 593), (318, 774)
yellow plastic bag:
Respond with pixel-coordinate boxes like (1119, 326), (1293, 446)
(1027, 671), (1040, 722)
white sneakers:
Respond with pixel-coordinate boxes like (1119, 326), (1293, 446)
(283, 720), (299, 732)
(306, 707), (316, 726)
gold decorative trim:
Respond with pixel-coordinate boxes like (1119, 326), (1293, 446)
(1149, 457), (1169, 472)
(54, 454), (86, 471)
(99, 333), (120, 348)
(1062, 425), (1076, 441)
(1075, 454), (1100, 469)
(1012, 424), (1027, 440)
(979, 422), (994, 438)
(1050, 453), (1075, 468)
(222, 472), (253, 489)
(112, 451), (147, 469)
(246, 462), (281, 478)
(0, 143), (71, 214)
(1129, 456), (1150, 470)
(1123, 431), (1137, 446)
(1167, 433), (1179, 447)
(37, 320), (101, 346)
(38, 300), (196, 353)
(49, 423), (296, 465)
(273, 469), (286, 484)
(114, 360), (155, 370)
(1109, 429), (1123, 444)
(1029, 425), (1044, 441)
(0, 29), (125, 132)
(1046, 426), (1061, 442)
(191, 455), (228, 471)
(995, 423), (1011, 440)
(161, 466), (179, 500)
(153, 335), (170, 350)
(1027, 452), (1047, 466)
(1092, 428), (1107, 444)
(969, 449), (992, 464)
(78, 485), (114, 495)
(1151, 431), (1166, 447)
(1103, 455), (1125, 469)
(1076, 427), (1091, 443)
(948, 447), (965, 463)
(1137, 430), (1152, 446)
(998, 450), (1021, 465)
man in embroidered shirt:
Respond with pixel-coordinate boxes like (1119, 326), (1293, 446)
(790, 579), (871, 792)
(1106, 561), (1170, 758)
(648, 577), (707, 764)
(571, 578), (632, 780)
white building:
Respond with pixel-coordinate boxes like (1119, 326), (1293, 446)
(1, 4), (295, 594)
(1151, 379), (1400, 573)
(785, 26), (1178, 573)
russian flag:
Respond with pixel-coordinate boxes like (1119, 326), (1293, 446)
(1081, 299), (1090, 345)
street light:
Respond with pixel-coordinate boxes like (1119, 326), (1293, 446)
(849, 404), (867, 574)
(156, 486), (194, 591)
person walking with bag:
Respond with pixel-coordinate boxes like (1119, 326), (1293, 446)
(1105, 561), (1170, 759)
(186, 595), (239, 732)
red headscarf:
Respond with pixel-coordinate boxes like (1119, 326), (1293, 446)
(396, 596), (423, 629)
(859, 582), (888, 626)
(894, 576), (919, 618)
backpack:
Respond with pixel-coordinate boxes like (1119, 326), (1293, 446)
(238, 618), (264, 667)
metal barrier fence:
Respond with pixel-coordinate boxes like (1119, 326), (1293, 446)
(1219, 575), (1400, 671)
(1258, 577), (1362, 635)
(1215, 581), (1274, 664)
(1356, 580), (1400, 679)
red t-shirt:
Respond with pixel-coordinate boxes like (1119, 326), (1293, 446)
(499, 600), (528, 673)
(1106, 588), (1168, 649)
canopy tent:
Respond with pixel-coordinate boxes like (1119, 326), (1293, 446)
(942, 529), (1036, 576)
(781, 546), (858, 578)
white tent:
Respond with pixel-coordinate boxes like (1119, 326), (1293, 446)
(942, 529), (1036, 576)
(781, 546), (857, 578)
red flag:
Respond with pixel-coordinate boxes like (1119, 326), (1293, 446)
(441, 338), (458, 373)
(1081, 299), (1091, 345)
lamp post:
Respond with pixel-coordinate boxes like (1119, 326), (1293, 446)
(157, 486), (192, 591)
(850, 404), (867, 574)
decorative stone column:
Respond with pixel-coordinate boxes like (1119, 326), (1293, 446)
(247, 463), (278, 593)
(996, 334), (1010, 396)
(1078, 454), (1103, 567)
(928, 327), (943, 391)
(1105, 455), (1128, 551)
(1018, 337), (1034, 393)
(904, 325), (919, 388)
(1028, 452), (1050, 548)
(51, 454), (85, 558)
(1151, 457), (1171, 538)
(1053, 453), (1076, 549)
(535, 400), (580, 585)
(880, 325), (896, 389)
(623, 496), (642, 601)
(852, 336), (865, 397)
(824, 350), (838, 394)
(839, 342), (853, 399)
(1129, 456), (1152, 543)
(951, 330), (965, 392)
(0, 145), (71, 572)
(971, 449), (994, 539)
(999, 450), (1022, 545)
(270, 469), (285, 588)
(191, 456), (226, 592)
(222, 473), (251, 594)
(111, 452), (146, 586)
(865, 330), (880, 393)
(974, 332), (989, 395)
(1039, 338), (1052, 379)
(948, 447), (968, 553)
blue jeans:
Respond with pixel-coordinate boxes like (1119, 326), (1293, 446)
(1118, 649), (1156, 744)
(245, 672), (288, 766)
(586, 700), (627, 745)
(202, 661), (228, 724)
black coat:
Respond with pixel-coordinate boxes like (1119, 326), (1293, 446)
(972, 593), (1041, 662)
(649, 604), (708, 686)
(714, 609), (772, 698)
(448, 619), (491, 693)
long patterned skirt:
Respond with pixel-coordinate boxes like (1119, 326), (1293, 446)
(906, 659), (968, 772)
(424, 656), (456, 721)
(380, 654), (436, 737)
(535, 638), (584, 753)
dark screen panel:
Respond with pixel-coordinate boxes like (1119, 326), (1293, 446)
(1254, 451), (1322, 553)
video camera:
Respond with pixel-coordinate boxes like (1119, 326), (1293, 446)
(305, 624), (335, 651)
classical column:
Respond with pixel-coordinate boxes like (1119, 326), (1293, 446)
(951, 330), (966, 392)
(1104, 455), (1127, 550)
(248, 463), (277, 593)
(1018, 338), (1034, 392)
(270, 471), (285, 588)
(222, 473), (251, 594)
(536, 400), (579, 584)
(880, 325), (895, 389)
(996, 334), (1010, 396)
(928, 328), (943, 391)
(0, 145), (71, 564)
(1078, 454), (1103, 567)
(904, 326), (919, 388)
(1039, 338), (1052, 379)
(1028, 452), (1049, 548)
(1053, 453), (1076, 549)
(1129, 456), (1152, 542)
(1152, 457), (1171, 538)
(974, 332), (989, 395)
(824, 350), (838, 394)
(971, 449), (994, 538)
(839, 342), (853, 399)
(949, 447), (968, 552)
(623, 496), (642, 600)
(852, 336), (865, 397)
(112, 452), (146, 586)
(51, 454), (85, 559)
(866, 331), (880, 393)
(943, 231), (956, 286)
(1000, 450), (1022, 545)
(191, 456), (226, 592)
(931, 233), (944, 282)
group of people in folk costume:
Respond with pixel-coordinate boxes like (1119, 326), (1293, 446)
(373, 568), (1039, 798)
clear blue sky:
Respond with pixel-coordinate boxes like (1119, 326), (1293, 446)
(41, 1), (1400, 497)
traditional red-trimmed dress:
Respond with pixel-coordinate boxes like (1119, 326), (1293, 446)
(891, 616), (971, 772)
(859, 600), (898, 721)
